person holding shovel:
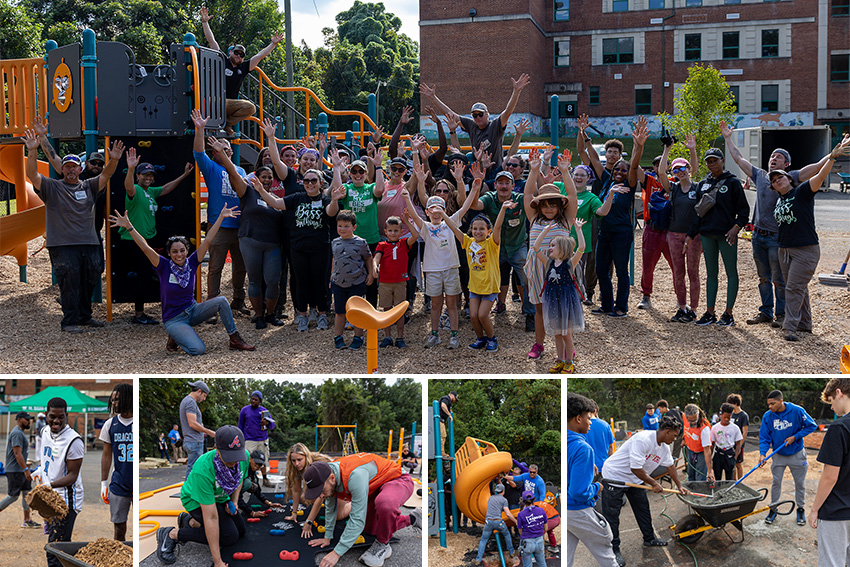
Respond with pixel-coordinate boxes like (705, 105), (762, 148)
(758, 389), (817, 526)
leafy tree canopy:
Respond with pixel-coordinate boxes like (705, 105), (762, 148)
(0, 0), (43, 59)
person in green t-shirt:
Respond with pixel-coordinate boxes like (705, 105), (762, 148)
(121, 147), (193, 325)
(157, 425), (249, 567)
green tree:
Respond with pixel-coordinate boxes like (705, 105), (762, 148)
(0, 0), (43, 59)
(658, 64), (737, 178)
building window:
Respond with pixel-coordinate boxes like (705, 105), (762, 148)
(635, 88), (652, 115)
(725, 0), (741, 3)
(603, 38), (634, 64)
(722, 32), (739, 59)
(35, 378), (42, 392)
(649, 0), (665, 8)
(729, 85), (740, 112)
(761, 84), (779, 112)
(612, 0), (628, 12)
(832, 54), (850, 81)
(833, 0), (850, 16)
(685, 34), (701, 61)
(555, 39), (570, 67)
(554, 0), (569, 21)
(560, 101), (577, 117)
(11, 379), (17, 389)
(589, 86), (601, 105)
(762, 29), (779, 58)
(686, 0), (702, 5)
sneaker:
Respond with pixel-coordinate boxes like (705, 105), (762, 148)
(527, 342), (544, 359)
(797, 507), (806, 525)
(156, 526), (178, 564)
(265, 313), (285, 326)
(468, 337), (487, 350)
(746, 312), (773, 325)
(485, 337), (499, 352)
(561, 361), (576, 374)
(230, 298), (251, 315)
(493, 301), (507, 314)
(345, 320), (354, 331)
(228, 332), (256, 351)
(447, 335), (460, 349)
(424, 333), (441, 348)
(582, 299), (594, 306)
(643, 538), (667, 547)
(379, 337), (394, 348)
(21, 520), (40, 528)
(408, 508), (422, 530)
(255, 315), (267, 330)
(512, 293), (521, 303)
(439, 309), (450, 330)
(394, 338), (408, 348)
(525, 314), (535, 332)
(607, 310), (627, 318)
(297, 314), (309, 332)
(359, 541), (392, 567)
(178, 511), (191, 530)
(765, 510), (777, 524)
(132, 313), (159, 325)
(695, 311), (717, 326)
(61, 325), (83, 334)
(205, 315), (218, 324)
(548, 361), (565, 374)
(79, 318), (104, 327)
(680, 309), (697, 323)
(317, 313), (328, 330)
(771, 314), (785, 328)
(637, 296), (651, 310)
(590, 307), (610, 316)
(349, 336), (364, 350)
(670, 308), (686, 322)
(716, 312), (735, 326)
(546, 545), (560, 554)
(334, 335), (347, 349)
(785, 331), (799, 342)
(614, 549), (626, 567)
(166, 335), (179, 352)
(309, 308), (318, 325)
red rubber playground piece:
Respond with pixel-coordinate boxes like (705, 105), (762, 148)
(232, 552), (254, 560)
(279, 550), (300, 561)
(247, 518), (261, 523)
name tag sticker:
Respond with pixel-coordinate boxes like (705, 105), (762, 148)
(311, 200), (322, 208)
(75, 190), (87, 200)
(257, 199), (268, 208)
(169, 274), (178, 284)
(469, 241), (482, 253)
(386, 189), (397, 198)
(508, 218), (520, 227)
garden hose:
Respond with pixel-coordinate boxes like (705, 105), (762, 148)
(658, 489), (699, 567)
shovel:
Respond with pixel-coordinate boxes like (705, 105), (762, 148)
(603, 479), (711, 498)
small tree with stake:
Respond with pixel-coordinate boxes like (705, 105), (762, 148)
(658, 64), (737, 178)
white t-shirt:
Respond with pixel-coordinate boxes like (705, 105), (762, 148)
(601, 429), (674, 484)
(421, 211), (462, 272)
(41, 425), (85, 512)
(711, 422), (743, 451)
(98, 415), (133, 443)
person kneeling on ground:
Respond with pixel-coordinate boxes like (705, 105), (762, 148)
(303, 452), (422, 567)
(476, 483), (519, 565)
(109, 205), (255, 355)
(235, 450), (284, 517)
(156, 426), (250, 567)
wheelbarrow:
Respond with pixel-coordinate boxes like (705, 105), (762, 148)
(45, 541), (132, 567)
(669, 481), (795, 544)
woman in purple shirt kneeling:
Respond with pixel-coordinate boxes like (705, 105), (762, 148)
(517, 490), (549, 567)
(109, 205), (255, 355)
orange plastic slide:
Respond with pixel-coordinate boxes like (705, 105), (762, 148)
(453, 437), (514, 524)
(0, 143), (45, 267)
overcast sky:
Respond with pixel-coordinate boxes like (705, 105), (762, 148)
(287, 0), (420, 49)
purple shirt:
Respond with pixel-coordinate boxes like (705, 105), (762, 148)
(238, 404), (275, 441)
(517, 505), (548, 539)
(155, 251), (199, 322)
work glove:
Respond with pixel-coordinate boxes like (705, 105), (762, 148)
(101, 481), (110, 504)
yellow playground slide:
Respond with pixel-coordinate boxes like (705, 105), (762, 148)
(453, 437), (514, 524)
(0, 143), (46, 267)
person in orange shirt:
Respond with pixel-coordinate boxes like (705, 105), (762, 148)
(682, 404), (715, 483)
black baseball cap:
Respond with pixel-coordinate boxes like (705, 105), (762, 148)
(703, 148), (724, 161)
(250, 450), (266, 465)
(15, 411), (34, 420)
(303, 461), (333, 500)
(214, 425), (248, 462)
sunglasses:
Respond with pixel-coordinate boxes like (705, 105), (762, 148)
(472, 112), (485, 118)
(350, 168), (366, 174)
(303, 178), (320, 184)
(390, 166), (407, 173)
(671, 167), (687, 173)
(434, 188), (450, 194)
(506, 162), (521, 168)
(233, 51), (245, 57)
(89, 161), (104, 167)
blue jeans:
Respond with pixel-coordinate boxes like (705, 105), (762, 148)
(596, 230), (633, 313)
(751, 231), (785, 318)
(184, 441), (204, 478)
(520, 536), (546, 567)
(501, 245), (534, 316)
(686, 447), (708, 482)
(477, 519), (514, 561)
(163, 297), (237, 355)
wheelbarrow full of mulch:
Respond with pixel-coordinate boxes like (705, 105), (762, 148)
(45, 540), (132, 567)
(669, 481), (794, 544)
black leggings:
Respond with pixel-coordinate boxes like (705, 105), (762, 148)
(290, 244), (329, 313)
(180, 502), (246, 547)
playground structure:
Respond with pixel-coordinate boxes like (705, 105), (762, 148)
(428, 400), (560, 565)
(344, 296), (409, 374)
(314, 423), (357, 454)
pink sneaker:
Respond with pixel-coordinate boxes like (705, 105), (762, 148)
(528, 342), (544, 359)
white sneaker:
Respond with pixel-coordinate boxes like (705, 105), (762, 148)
(297, 314), (309, 332)
(317, 313), (328, 330)
(447, 335), (459, 349)
(637, 296), (652, 310)
(359, 541), (392, 567)
(424, 333), (441, 348)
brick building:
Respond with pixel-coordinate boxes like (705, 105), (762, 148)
(419, 0), (849, 145)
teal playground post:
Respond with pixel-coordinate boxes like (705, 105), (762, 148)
(299, 123), (306, 138)
(318, 112), (328, 160)
(432, 400), (447, 548)
(447, 415), (458, 534)
(367, 93), (377, 132)
(549, 95), (559, 167)
(82, 30), (102, 301)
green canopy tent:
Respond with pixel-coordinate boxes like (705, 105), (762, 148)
(8, 386), (109, 452)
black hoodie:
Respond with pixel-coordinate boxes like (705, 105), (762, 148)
(688, 171), (750, 238)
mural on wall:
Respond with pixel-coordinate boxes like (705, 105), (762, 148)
(419, 113), (815, 138)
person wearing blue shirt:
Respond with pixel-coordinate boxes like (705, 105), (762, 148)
(758, 389), (817, 526)
(642, 404), (659, 431)
(504, 465), (546, 503)
(567, 393), (618, 567)
(583, 404), (615, 478)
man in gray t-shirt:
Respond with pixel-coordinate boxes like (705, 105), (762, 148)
(0, 412), (39, 527)
(476, 484), (517, 562)
(179, 380), (216, 478)
(721, 121), (831, 326)
(23, 130), (124, 332)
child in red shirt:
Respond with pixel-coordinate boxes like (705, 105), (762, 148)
(374, 202), (420, 348)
